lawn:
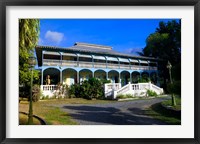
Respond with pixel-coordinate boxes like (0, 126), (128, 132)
(19, 98), (115, 125)
(145, 95), (181, 125)
(161, 95), (181, 110)
(19, 113), (41, 125)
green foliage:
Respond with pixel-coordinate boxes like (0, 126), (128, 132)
(146, 89), (158, 97)
(69, 84), (82, 98)
(162, 95), (181, 110)
(41, 95), (49, 100)
(138, 20), (181, 90)
(100, 79), (111, 84)
(145, 103), (181, 124)
(167, 81), (181, 95)
(69, 78), (104, 100)
(19, 19), (40, 97)
(138, 77), (150, 83)
(117, 94), (134, 99)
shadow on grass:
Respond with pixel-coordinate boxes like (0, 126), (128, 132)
(145, 103), (181, 125)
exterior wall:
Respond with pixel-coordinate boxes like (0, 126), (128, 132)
(37, 45), (160, 98)
(63, 72), (74, 86)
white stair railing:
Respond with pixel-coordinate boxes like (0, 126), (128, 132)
(116, 84), (130, 95)
(110, 82), (164, 99)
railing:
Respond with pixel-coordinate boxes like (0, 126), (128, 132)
(132, 84), (139, 90)
(149, 66), (158, 70)
(104, 83), (121, 92)
(107, 63), (119, 69)
(41, 85), (57, 91)
(61, 60), (77, 67)
(139, 83), (150, 90)
(79, 61), (93, 68)
(112, 82), (163, 99)
(94, 62), (107, 68)
(105, 90), (113, 98)
(116, 84), (130, 95)
(152, 84), (164, 94)
(43, 59), (156, 70)
(43, 59), (61, 66)
(120, 64), (130, 70)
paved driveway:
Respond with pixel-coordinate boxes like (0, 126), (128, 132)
(57, 97), (170, 125)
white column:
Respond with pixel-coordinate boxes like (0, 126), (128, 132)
(119, 72), (121, 83)
(106, 72), (108, 80)
(105, 56), (108, 68)
(92, 72), (94, 78)
(60, 71), (62, 84)
(77, 71), (79, 83)
(77, 54), (79, 66)
(91, 55), (94, 68)
(41, 69), (43, 85)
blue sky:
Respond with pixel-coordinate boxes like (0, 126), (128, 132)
(38, 19), (179, 55)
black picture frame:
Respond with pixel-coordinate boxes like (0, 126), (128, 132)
(0, 0), (199, 144)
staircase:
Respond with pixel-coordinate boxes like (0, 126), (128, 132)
(104, 82), (164, 99)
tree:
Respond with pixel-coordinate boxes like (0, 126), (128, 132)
(138, 20), (181, 90)
(19, 19), (40, 97)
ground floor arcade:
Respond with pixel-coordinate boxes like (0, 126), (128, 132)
(41, 66), (158, 87)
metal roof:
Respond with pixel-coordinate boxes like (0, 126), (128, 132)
(35, 43), (158, 66)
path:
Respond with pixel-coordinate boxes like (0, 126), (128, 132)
(57, 97), (170, 125)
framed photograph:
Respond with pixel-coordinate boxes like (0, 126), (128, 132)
(1, 0), (199, 143)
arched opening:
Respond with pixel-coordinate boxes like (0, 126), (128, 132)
(79, 69), (93, 82)
(132, 71), (140, 83)
(120, 71), (130, 86)
(43, 68), (60, 85)
(94, 69), (106, 80)
(141, 72), (150, 82)
(150, 72), (157, 84)
(108, 70), (119, 83)
(62, 68), (77, 86)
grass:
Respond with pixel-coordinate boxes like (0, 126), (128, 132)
(145, 102), (181, 125)
(161, 95), (181, 110)
(19, 113), (41, 125)
(19, 98), (115, 125)
(117, 94), (135, 99)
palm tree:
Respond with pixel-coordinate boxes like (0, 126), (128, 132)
(19, 19), (40, 125)
(19, 19), (40, 86)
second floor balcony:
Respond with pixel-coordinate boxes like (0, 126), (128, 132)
(42, 59), (157, 71)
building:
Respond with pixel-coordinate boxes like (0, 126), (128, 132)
(35, 42), (160, 97)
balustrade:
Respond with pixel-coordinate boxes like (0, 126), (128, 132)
(43, 59), (156, 70)
(42, 85), (57, 91)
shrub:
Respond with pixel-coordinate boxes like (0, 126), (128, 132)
(138, 77), (151, 83)
(125, 94), (134, 98)
(69, 84), (81, 98)
(116, 94), (134, 99)
(100, 79), (111, 84)
(41, 95), (50, 100)
(19, 85), (30, 99)
(88, 78), (104, 99)
(116, 94), (126, 99)
(167, 81), (181, 95)
(147, 89), (158, 97)
(68, 78), (104, 100)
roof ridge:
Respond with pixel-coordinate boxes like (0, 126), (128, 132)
(74, 42), (112, 50)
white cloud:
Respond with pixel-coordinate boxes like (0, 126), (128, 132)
(38, 38), (43, 45)
(45, 30), (64, 44)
